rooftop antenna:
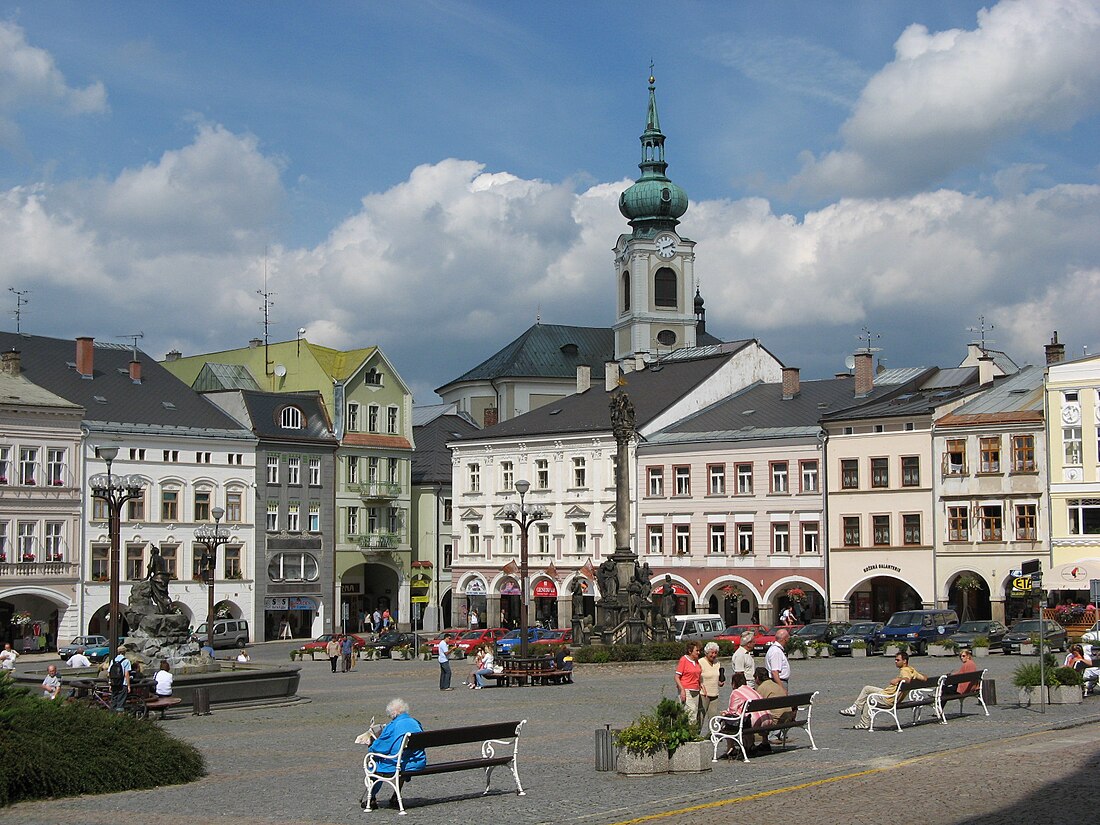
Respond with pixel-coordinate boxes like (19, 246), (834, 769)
(116, 331), (144, 361)
(297, 327), (306, 358)
(965, 315), (996, 352)
(257, 250), (276, 376)
(857, 326), (882, 354)
(8, 288), (28, 334)
(535, 304), (541, 325)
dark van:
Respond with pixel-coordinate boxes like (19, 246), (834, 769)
(872, 609), (959, 655)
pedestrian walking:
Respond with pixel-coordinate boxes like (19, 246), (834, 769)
(437, 635), (454, 690)
(326, 637), (340, 673)
(341, 635), (355, 672)
(765, 628), (791, 692)
(469, 609), (479, 629)
(372, 609), (382, 635)
(108, 647), (131, 712)
(698, 641), (725, 733)
(674, 641), (703, 728)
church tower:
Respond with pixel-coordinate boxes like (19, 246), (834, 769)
(613, 73), (697, 362)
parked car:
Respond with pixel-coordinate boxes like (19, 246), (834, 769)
(496, 628), (553, 655)
(873, 609), (959, 655)
(753, 626), (804, 655)
(299, 633), (368, 654)
(367, 631), (417, 657)
(58, 635), (111, 662)
(427, 628), (465, 656)
(192, 619), (250, 649)
(1001, 619), (1067, 654)
(531, 629), (573, 647)
(951, 620), (1009, 650)
(451, 627), (508, 654)
(830, 622), (884, 656)
(673, 614), (726, 641)
(715, 624), (769, 643)
(1082, 621), (1100, 644)
(792, 622), (850, 644)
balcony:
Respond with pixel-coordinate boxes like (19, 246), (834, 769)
(0, 561), (79, 579)
(349, 532), (402, 550)
(347, 482), (402, 500)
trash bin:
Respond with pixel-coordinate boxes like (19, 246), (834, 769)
(192, 686), (211, 716)
(983, 678), (997, 706)
(595, 726), (616, 771)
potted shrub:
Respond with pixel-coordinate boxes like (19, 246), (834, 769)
(614, 713), (669, 775)
(1050, 666), (1084, 704)
(657, 698), (710, 773)
(972, 636), (991, 658)
(928, 637), (959, 657)
(809, 640), (828, 658)
(1013, 661), (1055, 705)
(390, 644), (411, 660)
(851, 639), (868, 658)
(884, 641), (909, 657)
(786, 636), (807, 660)
(419, 644), (432, 661)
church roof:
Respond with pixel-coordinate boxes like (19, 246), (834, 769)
(436, 324), (613, 392)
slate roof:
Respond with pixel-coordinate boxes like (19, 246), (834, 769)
(438, 324), (614, 391)
(820, 367), (974, 422)
(237, 390), (338, 444)
(0, 332), (249, 435)
(935, 365), (1044, 425)
(0, 371), (83, 412)
(456, 347), (747, 441)
(412, 402), (477, 428)
(412, 414), (482, 484)
(650, 376), (905, 444)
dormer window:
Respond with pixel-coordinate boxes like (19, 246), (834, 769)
(280, 406), (303, 429)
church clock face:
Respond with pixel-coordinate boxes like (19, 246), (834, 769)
(655, 234), (676, 259)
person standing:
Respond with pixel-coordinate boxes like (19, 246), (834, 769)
(674, 642), (704, 727)
(698, 641), (725, 732)
(437, 635), (454, 690)
(108, 648), (131, 712)
(469, 609), (479, 630)
(372, 609), (382, 635)
(41, 664), (62, 699)
(765, 628), (791, 692)
(66, 647), (92, 668)
(732, 632), (756, 686)
(0, 642), (17, 670)
(341, 634), (355, 673)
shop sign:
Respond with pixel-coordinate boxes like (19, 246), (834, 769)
(341, 583), (361, 594)
(265, 597), (288, 611)
(288, 597), (317, 611)
(410, 574), (431, 588)
(411, 595), (430, 603)
(464, 579), (487, 595)
(533, 580), (557, 598)
(500, 581), (521, 596)
(652, 582), (689, 596)
(862, 563), (901, 574)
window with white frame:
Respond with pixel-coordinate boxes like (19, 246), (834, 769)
(287, 502), (300, 532)
(736, 463), (753, 495)
(347, 402), (360, 432)
(387, 506), (401, 533)
(226, 492), (242, 522)
(364, 367), (382, 386)
(737, 523), (753, 554)
(800, 460), (817, 493)
(368, 456), (379, 482)
(267, 456), (280, 485)
(194, 490), (211, 522)
(224, 545), (242, 579)
(500, 523), (514, 555)
(308, 502), (320, 532)
(0, 447), (9, 483)
(268, 552), (319, 582)
(91, 544), (108, 580)
(346, 506), (359, 536)
(1015, 504), (1036, 540)
(94, 496), (110, 521)
(468, 525), (481, 554)
(536, 523), (550, 554)
(287, 457), (301, 485)
(19, 448), (37, 485)
(0, 521), (7, 559)
(163, 450), (179, 462)
(770, 462), (788, 493)
(346, 455), (359, 484)
(267, 500), (279, 532)
(368, 405), (380, 432)
(196, 452), (211, 464)
(709, 464), (725, 495)
(948, 506), (969, 541)
(675, 524), (690, 555)
(801, 522), (819, 554)
(160, 544), (177, 579)
(387, 406), (398, 434)
(709, 524), (726, 554)
(161, 489), (178, 522)
(468, 463), (480, 493)
(367, 507), (379, 533)
(125, 542), (143, 579)
(388, 458), (399, 485)
(573, 522), (587, 553)
(280, 406), (303, 429)
(501, 461), (514, 492)
(674, 466), (690, 496)
(45, 522), (64, 561)
(46, 448), (66, 486)
(309, 457), (321, 486)
(647, 467), (664, 497)
(572, 457), (586, 488)
(127, 492), (145, 521)
(1064, 427), (1083, 465)
(18, 522), (35, 560)
(1067, 499), (1100, 535)
(536, 459), (549, 489)
(772, 523), (790, 554)
(648, 525), (664, 554)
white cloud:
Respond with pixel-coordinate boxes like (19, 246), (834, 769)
(790, 0), (1100, 198)
(0, 21), (107, 119)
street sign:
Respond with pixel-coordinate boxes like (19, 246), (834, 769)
(1011, 576), (1032, 592)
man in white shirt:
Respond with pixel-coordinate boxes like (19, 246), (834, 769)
(67, 647), (92, 668)
(437, 637), (454, 690)
(41, 664), (62, 699)
(765, 628), (791, 692)
(0, 643), (17, 670)
(732, 632), (756, 687)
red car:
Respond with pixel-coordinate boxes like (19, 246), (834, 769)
(531, 629), (573, 647)
(452, 627), (508, 653)
(715, 624), (768, 643)
(427, 628), (465, 656)
(298, 633), (368, 654)
(752, 625), (803, 655)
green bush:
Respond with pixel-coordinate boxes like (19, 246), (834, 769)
(570, 640), (736, 664)
(613, 712), (665, 756)
(1012, 662), (1058, 688)
(0, 673), (205, 806)
(654, 697), (698, 753)
(786, 636), (807, 654)
(614, 697), (700, 756)
(1053, 666), (1084, 687)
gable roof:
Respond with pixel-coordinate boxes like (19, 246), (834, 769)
(935, 365), (1044, 426)
(0, 332), (249, 435)
(413, 413), (482, 484)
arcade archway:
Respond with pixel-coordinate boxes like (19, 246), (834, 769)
(848, 576), (923, 622)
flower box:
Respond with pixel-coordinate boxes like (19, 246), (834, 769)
(973, 646), (989, 658)
(668, 740), (711, 773)
(928, 644), (955, 657)
(616, 748), (669, 776)
(1019, 643), (1036, 656)
(1051, 685), (1083, 704)
(788, 649), (806, 660)
(851, 646), (867, 658)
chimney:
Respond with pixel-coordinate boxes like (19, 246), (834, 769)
(854, 352), (873, 397)
(129, 360), (143, 383)
(75, 337), (94, 378)
(165, 349), (181, 362)
(576, 365), (591, 394)
(1, 349), (20, 376)
(1046, 331), (1065, 365)
(249, 338), (262, 349)
(781, 367), (800, 400)
(482, 407), (498, 428)
(978, 355), (994, 386)
(605, 361), (620, 392)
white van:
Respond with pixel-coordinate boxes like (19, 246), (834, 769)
(673, 614), (725, 642)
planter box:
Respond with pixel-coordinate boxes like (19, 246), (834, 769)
(669, 740), (712, 773)
(818, 647), (831, 658)
(1019, 644), (1036, 656)
(928, 645), (955, 657)
(972, 647), (990, 658)
(851, 647), (868, 658)
(391, 650), (407, 660)
(1018, 686), (1048, 706)
(884, 644), (908, 657)
(1051, 685), (1083, 704)
(789, 649), (806, 660)
(616, 748), (669, 776)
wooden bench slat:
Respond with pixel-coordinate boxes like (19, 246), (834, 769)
(405, 756), (513, 776)
(406, 721), (520, 749)
(709, 690), (819, 763)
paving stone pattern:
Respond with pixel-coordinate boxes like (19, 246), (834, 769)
(4, 645), (1097, 825)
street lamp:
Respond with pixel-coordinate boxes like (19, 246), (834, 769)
(500, 479), (547, 658)
(194, 506), (229, 650)
(89, 446), (144, 661)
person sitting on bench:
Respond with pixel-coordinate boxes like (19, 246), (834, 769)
(840, 651), (924, 730)
(365, 698), (427, 809)
(944, 649), (981, 696)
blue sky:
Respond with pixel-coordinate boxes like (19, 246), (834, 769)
(1, 1), (1098, 401)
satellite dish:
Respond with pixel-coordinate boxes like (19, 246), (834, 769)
(274, 364), (287, 377)
(844, 355), (856, 371)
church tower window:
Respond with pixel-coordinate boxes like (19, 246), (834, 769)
(622, 272), (630, 312)
(654, 267), (677, 308)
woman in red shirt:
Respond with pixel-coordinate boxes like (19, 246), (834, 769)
(675, 642), (704, 727)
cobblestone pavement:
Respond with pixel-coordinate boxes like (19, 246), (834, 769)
(5, 645), (1098, 825)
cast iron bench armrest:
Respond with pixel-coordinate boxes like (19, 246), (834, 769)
(868, 678), (937, 732)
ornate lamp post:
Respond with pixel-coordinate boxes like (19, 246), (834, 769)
(194, 506), (229, 649)
(501, 479), (546, 658)
(89, 446), (144, 661)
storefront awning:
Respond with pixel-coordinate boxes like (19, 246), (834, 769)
(533, 580), (557, 598)
(1046, 560), (1100, 590)
(652, 583), (689, 596)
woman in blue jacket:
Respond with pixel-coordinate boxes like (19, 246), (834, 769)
(364, 698), (427, 810)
